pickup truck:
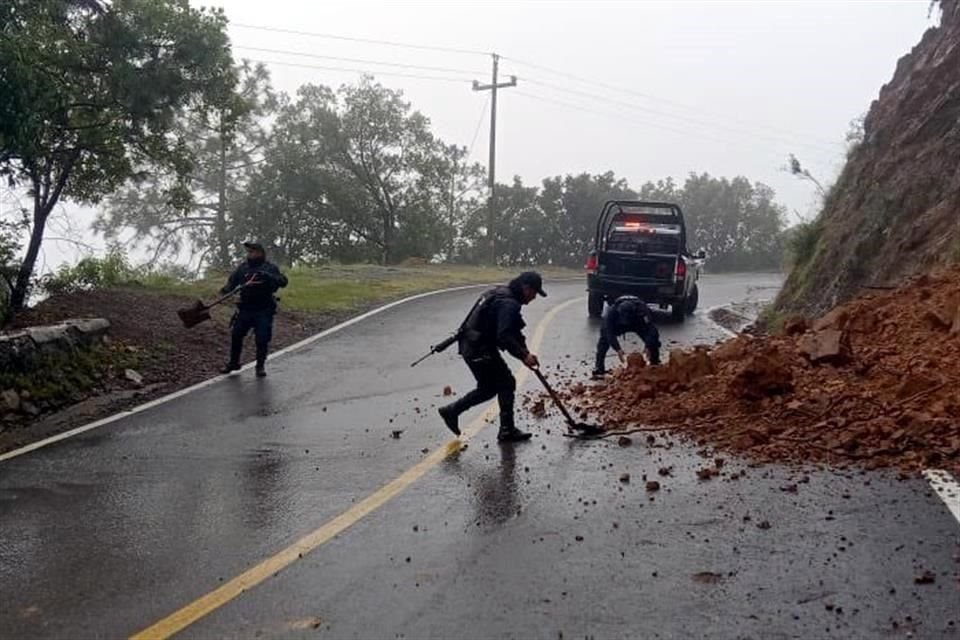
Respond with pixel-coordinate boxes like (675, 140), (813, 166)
(585, 200), (705, 321)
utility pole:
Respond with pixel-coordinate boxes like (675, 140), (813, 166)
(473, 54), (516, 265)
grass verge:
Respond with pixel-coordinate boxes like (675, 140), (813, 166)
(141, 264), (581, 313)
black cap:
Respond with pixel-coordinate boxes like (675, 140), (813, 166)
(515, 271), (547, 297)
(243, 241), (265, 254)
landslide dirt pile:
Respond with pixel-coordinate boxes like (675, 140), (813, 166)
(776, 0), (960, 318)
(569, 268), (960, 472)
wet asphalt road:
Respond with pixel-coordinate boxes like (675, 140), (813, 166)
(1, 274), (958, 640)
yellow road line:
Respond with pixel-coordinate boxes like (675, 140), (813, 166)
(130, 296), (582, 640)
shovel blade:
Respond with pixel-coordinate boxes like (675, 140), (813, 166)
(177, 300), (211, 328)
(572, 422), (604, 436)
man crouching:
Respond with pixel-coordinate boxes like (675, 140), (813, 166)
(593, 295), (661, 378)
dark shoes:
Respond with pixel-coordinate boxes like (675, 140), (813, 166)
(439, 405), (530, 442)
(220, 362), (266, 377)
(438, 405), (461, 436)
(497, 427), (532, 443)
(591, 369), (607, 380)
(221, 362), (241, 375)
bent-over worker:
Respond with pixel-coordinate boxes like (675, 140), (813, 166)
(593, 295), (661, 378)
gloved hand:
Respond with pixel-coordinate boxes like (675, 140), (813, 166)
(524, 353), (540, 369)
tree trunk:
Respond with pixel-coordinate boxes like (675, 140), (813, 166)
(214, 126), (230, 269)
(381, 211), (392, 265)
(8, 204), (50, 316)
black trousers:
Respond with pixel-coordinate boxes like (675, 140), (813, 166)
(446, 354), (516, 429)
(229, 307), (274, 368)
(595, 324), (661, 372)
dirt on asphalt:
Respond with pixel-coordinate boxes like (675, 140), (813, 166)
(563, 267), (960, 474)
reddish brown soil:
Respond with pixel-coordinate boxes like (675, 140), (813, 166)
(566, 267), (960, 473)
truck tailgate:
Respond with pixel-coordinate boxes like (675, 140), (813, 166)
(600, 253), (676, 281)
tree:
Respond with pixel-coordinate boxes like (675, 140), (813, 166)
(784, 153), (826, 197)
(231, 86), (340, 265)
(679, 173), (787, 270)
(97, 62), (276, 272)
(319, 78), (450, 265)
(0, 0), (232, 315)
(551, 172), (637, 267)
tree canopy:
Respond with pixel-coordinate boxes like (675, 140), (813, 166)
(0, 0), (232, 314)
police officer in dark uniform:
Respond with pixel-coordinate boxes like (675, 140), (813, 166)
(438, 272), (546, 443)
(593, 295), (661, 377)
(220, 242), (288, 378)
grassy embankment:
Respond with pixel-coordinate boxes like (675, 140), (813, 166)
(144, 263), (581, 313)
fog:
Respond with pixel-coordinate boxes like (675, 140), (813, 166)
(35, 0), (936, 269)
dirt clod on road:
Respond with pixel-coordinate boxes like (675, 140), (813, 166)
(567, 267), (960, 473)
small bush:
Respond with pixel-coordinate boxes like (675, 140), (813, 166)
(41, 248), (137, 295)
(40, 249), (194, 295)
(784, 221), (822, 270)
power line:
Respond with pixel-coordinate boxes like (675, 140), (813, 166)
(515, 76), (839, 158)
(467, 94), (490, 159)
(233, 45), (487, 76)
(247, 58), (474, 84)
(504, 55), (844, 150)
(231, 23), (489, 57)
(511, 89), (837, 171)
(230, 24), (843, 154)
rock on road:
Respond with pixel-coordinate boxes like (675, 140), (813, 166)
(0, 274), (957, 639)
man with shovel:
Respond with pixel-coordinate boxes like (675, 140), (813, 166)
(220, 242), (288, 377)
(438, 272), (545, 443)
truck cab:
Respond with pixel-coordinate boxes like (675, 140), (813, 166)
(585, 200), (705, 321)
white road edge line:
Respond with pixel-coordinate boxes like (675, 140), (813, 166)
(0, 281), (522, 464)
(923, 469), (960, 525)
(702, 304), (738, 338)
(702, 301), (960, 527)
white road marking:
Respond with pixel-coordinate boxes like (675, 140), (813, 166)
(702, 304), (738, 338)
(923, 469), (960, 524)
(0, 282), (502, 464)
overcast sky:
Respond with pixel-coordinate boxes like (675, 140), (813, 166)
(34, 0), (939, 269)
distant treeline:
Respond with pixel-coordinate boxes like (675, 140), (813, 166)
(97, 68), (789, 272)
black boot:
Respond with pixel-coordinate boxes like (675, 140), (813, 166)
(255, 344), (268, 378)
(222, 333), (243, 374)
(497, 426), (532, 443)
(438, 405), (461, 436)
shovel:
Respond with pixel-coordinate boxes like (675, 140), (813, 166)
(529, 367), (603, 436)
(178, 274), (265, 328)
(177, 287), (241, 328)
(177, 275), (260, 328)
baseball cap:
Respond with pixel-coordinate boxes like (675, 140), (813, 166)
(242, 241), (265, 253)
(515, 271), (547, 297)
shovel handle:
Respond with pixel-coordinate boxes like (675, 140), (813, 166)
(530, 366), (578, 428)
(202, 284), (245, 311)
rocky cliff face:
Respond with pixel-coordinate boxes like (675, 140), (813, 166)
(776, 0), (960, 316)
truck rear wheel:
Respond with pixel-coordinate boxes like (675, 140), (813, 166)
(588, 292), (604, 318)
(686, 284), (699, 315)
(671, 301), (686, 322)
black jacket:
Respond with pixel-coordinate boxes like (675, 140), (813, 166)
(458, 286), (529, 361)
(221, 260), (288, 311)
(603, 295), (654, 352)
